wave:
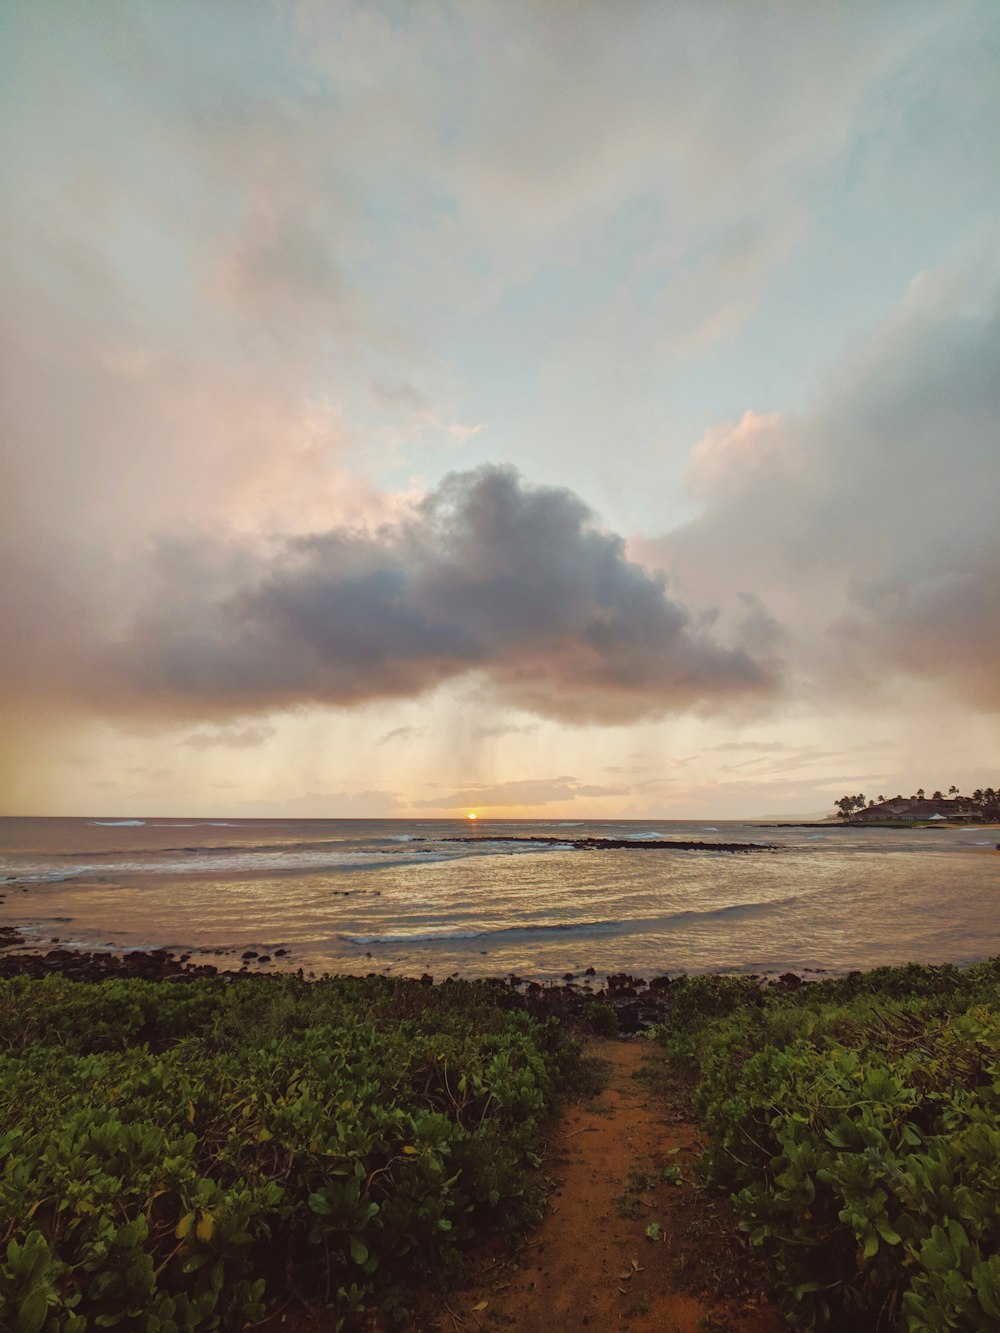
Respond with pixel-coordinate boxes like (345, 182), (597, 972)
(344, 919), (621, 946)
(5, 869), (87, 884)
(343, 896), (804, 947)
(158, 821), (239, 828)
(662, 895), (801, 926)
(89, 819), (145, 827)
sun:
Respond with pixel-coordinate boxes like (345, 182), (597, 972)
(467, 811), (477, 821)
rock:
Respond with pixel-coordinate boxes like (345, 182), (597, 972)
(420, 973), (434, 986)
(773, 971), (804, 990)
(241, 950), (258, 961)
(648, 975), (671, 991)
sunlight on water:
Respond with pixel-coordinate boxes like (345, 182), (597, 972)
(1, 817), (997, 980)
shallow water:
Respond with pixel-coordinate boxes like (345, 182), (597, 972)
(1, 817), (997, 980)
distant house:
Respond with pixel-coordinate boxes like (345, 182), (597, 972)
(854, 797), (972, 823)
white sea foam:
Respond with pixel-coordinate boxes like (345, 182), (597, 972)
(89, 819), (146, 827)
(347, 928), (485, 944)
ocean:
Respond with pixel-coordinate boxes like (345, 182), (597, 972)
(1, 817), (997, 981)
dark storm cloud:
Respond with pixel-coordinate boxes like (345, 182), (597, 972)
(114, 466), (773, 724)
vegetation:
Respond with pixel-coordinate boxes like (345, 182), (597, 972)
(0, 973), (583, 1330)
(655, 962), (1000, 1329)
(835, 785), (999, 820)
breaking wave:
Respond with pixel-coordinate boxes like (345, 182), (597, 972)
(342, 895), (804, 948)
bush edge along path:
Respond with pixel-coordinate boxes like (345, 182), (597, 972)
(2, 959), (999, 1330)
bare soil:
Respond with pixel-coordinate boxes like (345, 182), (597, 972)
(272, 1038), (783, 1333)
(407, 1038), (782, 1333)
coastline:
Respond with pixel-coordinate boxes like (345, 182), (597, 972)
(3, 816), (998, 991)
(0, 941), (978, 1036)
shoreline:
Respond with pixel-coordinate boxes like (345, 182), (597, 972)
(1, 942), (993, 1035)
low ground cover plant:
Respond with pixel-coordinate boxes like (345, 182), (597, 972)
(0, 974), (580, 1330)
(656, 961), (1000, 1330)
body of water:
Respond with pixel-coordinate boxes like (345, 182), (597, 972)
(1, 817), (997, 980)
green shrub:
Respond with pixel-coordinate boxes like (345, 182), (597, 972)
(0, 975), (578, 1329)
(656, 960), (1000, 1329)
(582, 1000), (619, 1036)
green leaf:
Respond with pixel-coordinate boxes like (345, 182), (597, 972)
(349, 1234), (368, 1266)
(973, 1260), (1000, 1320)
(15, 1291), (49, 1333)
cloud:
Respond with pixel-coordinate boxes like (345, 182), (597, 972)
(370, 379), (431, 413)
(181, 724), (277, 750)
(2, 0), (995, 819)
(472, 722), (540, 739)
(377, 725), (427, 745)
(686, 412), (789, 500)
(413, 775), (628, 810)
(637, 250), (1000, 712)
(13, 465), (772, 726)
(712, 741), (788, 754)
(238, 789), (405, 817)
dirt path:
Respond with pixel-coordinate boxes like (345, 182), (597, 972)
(422, 1038), (783, 1333)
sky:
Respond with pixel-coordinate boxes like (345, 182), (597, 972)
(1, 0), (998, 820)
